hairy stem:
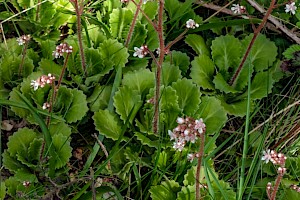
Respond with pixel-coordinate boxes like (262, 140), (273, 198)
(125, 0), (143, 47)
(165, 29), (188, 51)
(195, 133), (205, 200)
(73, 0), (86, 74)
(270, 174), (283, 200)
(18, 43), (28, 77)
(229, 0), (276, 86)
(131, 0), (157, 29)
(153, 0), (165, 134)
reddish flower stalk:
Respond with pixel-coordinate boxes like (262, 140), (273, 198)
(125, 0), (143, 47)
(70, 0), (86, 74)
(195, 132), (205, 200)
(229, 0), (276, 86)
(153, 0), (165, 134)
(17, 35), (31, 76)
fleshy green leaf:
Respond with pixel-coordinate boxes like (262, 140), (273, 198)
(242, 34), (277, 72)
(52, 133), (72, 169)
(64, 88), (88, 123)
(211, 35), (241, 72)
(122, 68), (155, 96)
(249, 71), (274, 99)
(81, 47), (103, 76)
(9, 88), (31, 118)
(232, 60), (254, 91)
(88, 85), (112, 112)
(219, 96), (254, 117)
(109, 8), (133, 39)
(196, 96), (227, 134)
(283, 44), (300, 59)
(114, 86), (143, 123)
(53, 86), (73, 115)
(126, 22), (147, 50)
(161, 63), (182, 86)
(28, 138), (44, 162)
(177, 185), (195, 200)
(39, 40), (56, 59)
(165, 51), (190, 76)
(38, 59), (62, 80)
(185, 34), (210, 56)
(7, 128), (37, 156)
(49, 122), (72, 137)
(2, 150), (26, 173)
(135, 132), (159, 148)
(98, 38), (129, 70)
(14, 169), (37, 183)
(171, 78), (201, 116)
(213, 73), (238, 93)
(191, 55), (215, 90)
(39, 1), (56, 27)
(93, 109), (122, 140)
(145, 23), (158, 51)
(150, 180), (181, 200)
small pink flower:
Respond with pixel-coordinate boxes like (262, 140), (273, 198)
(53, 43), (73, 58)
(285, 2), (297, 15)
(17, 35), (31, 46)
(133, 45), (148, 58)
(186, 19), (199, 29)
(261, 149), (272, 164)
(231, 4), (246, 14)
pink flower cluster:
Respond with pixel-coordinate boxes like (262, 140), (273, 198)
(133, 45), (148, 58)
(16, 35), (31, 46)
(168, 117), (206, 152)
(52, 43), (73, 58)
(262, 149), (286, 167)
(290, 184), (300, 193)
(30, 74), (55, 91)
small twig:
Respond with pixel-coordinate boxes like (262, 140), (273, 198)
(247, 0), (300, 44)
(130, 0), (157, 29)
(92, 133), (111, 170)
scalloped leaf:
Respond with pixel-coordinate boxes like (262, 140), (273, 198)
(49, 122), (72, 137)
(283, 44), (300, 59)
(109, 8), (133, 39)
(114, 86), (143, 123)
(141, 1), (158, 23)
(0, 38), (22, 56)
(242, 34), (277, 72)
(84, 24), (107, 48)
(211, 35), (241, 72)
(98, 39), (129, 70)
(28, 138), (44, 162)
(150, 180), (181, 200)
(191, 55), (215, 90)
(122, 68), (155, 96)
(165, 51), (190, 76)
(88, 85), (112, 112)
(185, 34), (210, 56)
(213, 73), (238, 93)
(9, 88), (31, 118)
(93, 109), (122, 140)
(65, 88), (88, 123)
(7, 128), (37, 156)
(52, 133), (72, 169)
(38, 59), (62, 78)
(53, 86), (73, 115)
(0, 54), (34, 81)
(196, 96), (227, 134)
(160, 86), (181, 129)
(126, 22), (147, 50)
(2, 150), (26, 173)
(161, 63), (182, 86)
(232, 60), (254, 91)
(39, 1), (56, 27)
(145, 23), (159, 51)
(249, 71), (274, 99)
(219, 96), (254, 117)
(15, 169), (37, 183)
(171, 78), (201, 116)
(135, 132), (159, 148)
(39, 40), (56, 59)
(80, 47), (103, 76)
(177, 185), (195, 200)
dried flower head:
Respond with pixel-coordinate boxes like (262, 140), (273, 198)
(17, 35), (31, 46)
(52, 43), (73, 58)
(186, 19), (199, 29)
